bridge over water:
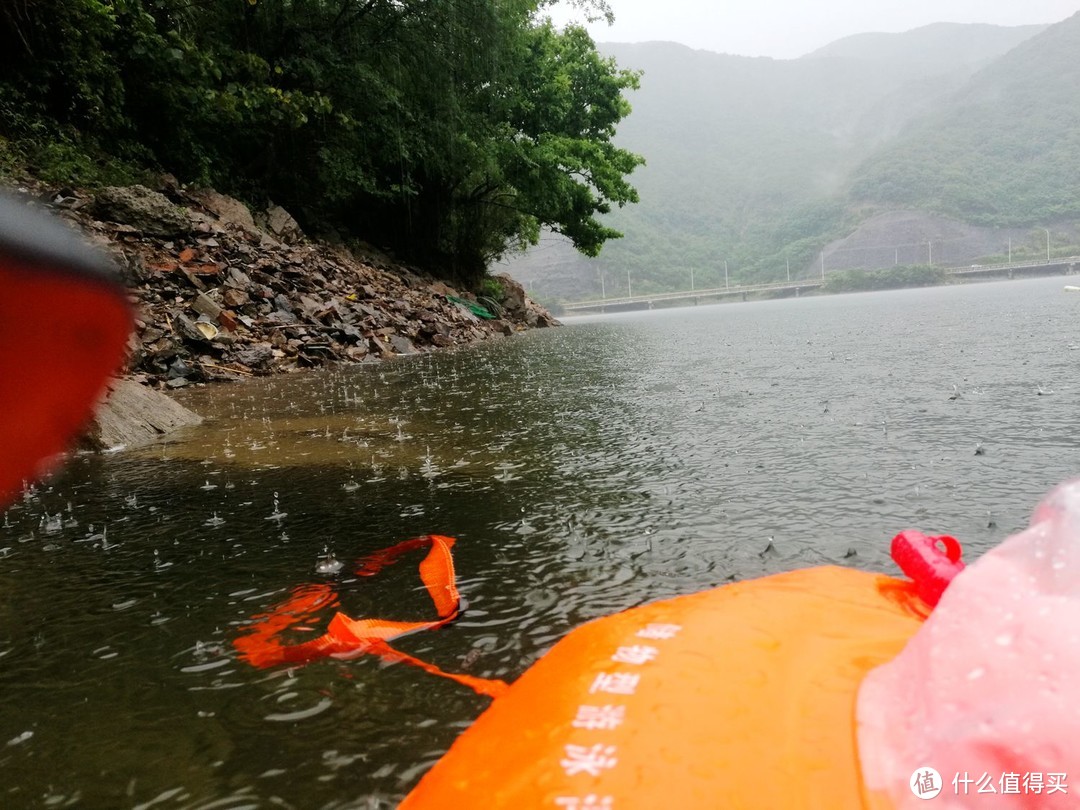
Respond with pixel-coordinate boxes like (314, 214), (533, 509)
(561, 257), (1080, 314)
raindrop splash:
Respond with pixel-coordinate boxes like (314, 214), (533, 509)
(265, 492), (287, 522)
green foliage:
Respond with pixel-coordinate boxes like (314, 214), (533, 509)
(478, 276), (505, 300)
(848, 15), (1080, 226)
(28, 138), (147, 187)
(508, 24), (1070, 301)
(823, 264), (952, 293)
(498, 24), (643, 258)
(0, 0), (642, 283)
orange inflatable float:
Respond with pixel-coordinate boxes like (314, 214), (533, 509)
(235, 530), (969, 809)
(398, 564), (933, 810)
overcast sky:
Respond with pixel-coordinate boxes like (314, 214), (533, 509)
(545, 0), (1080, 59)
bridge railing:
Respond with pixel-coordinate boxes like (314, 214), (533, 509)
(563, 279), (823, 310)
(561, 256), (1079, 311)
(944, 256), (1080, 274)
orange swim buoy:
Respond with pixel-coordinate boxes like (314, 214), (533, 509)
(400, 565), (931, 809)
(233, 535), (507, 698)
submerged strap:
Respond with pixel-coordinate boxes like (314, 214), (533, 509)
(233, 535), (508, 698)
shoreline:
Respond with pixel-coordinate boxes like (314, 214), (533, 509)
(5, 179), (559, 389)
(2, 178), (560, 449)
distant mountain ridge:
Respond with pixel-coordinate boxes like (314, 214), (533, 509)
(803, 22), (1046, 71)
(849, 13), (1080, 225)
(503, 19), (1062, 302)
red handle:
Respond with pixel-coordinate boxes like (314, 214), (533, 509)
(890, 530), (965, 607)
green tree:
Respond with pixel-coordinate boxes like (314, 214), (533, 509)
(0, 0), (643, 285)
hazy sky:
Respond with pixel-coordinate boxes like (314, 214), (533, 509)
(545, 0), (1080, 59)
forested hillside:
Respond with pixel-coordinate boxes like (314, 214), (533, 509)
(504, 22), (1048, 301)
(849, 13), (1080, 226)
(5, 3), (1071, 302)
(0, 0), (642, 285)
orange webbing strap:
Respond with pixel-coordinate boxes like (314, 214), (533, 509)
(233, 535), (508, 698)
(327, 624), (508, 699)
(233, 583), (341, 668)
(875, 575), (933, 621)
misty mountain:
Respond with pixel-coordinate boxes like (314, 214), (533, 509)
(502, 21), (1046, 301)
(803, 22), (1045, 74)
(849, 13), (1080, 226)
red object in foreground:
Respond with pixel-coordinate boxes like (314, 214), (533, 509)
(233, 535), (508, 698)
(0, 196), (133, 507)
(889, 529), (965, 607)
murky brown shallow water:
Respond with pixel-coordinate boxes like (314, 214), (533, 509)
(1, 275), (1078, 808)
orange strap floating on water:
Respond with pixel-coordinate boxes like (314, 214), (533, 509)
(233, 535), (507, 698)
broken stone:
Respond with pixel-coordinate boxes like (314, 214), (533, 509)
(79, 378), (202, 450)
(145, 337), (180, 361)
(355, 303), (379, 318)
(189, 188), (260, 234)
(232, 342), (274, 369)
(389, 335), (417, 354)
(493, 273), (528, 319)
(140, 326), (165, 344)
(217, 310), (240, 333)
(221, 288), (248, 308)
(180, 269), (208, 291)
(91, 186), (191, 237)
(267, 309), (298, 325)
(266, 203), (304, 243)
(532, 307), (561, 328)
(173, 312), (211, 344)
(337, 325), (365, 344)
(224, 268), (251, 289)
(429, 280), (459, 297)
(191, 292), (223, 320)
(23, 176), (562, 390)
(369, 335), (392, 357)
(167, 358), (192, 379)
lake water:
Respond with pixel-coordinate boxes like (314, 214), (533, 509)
(1, 275), (1078, 808)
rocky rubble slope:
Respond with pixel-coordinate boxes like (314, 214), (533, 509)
(14, 180), (559, 389)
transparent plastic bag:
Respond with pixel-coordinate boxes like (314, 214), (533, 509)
(857, 479), (1080, 808)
